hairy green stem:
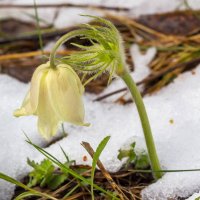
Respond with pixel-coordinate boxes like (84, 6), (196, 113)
(50, 30), (82, 68)
(121, 71), (162, 179)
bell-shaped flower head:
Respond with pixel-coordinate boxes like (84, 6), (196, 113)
(14, 62), (87, 139)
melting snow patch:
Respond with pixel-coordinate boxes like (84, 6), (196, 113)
(1, 63), (200, 199)
(0, 76), (47, 200)
(130, 44), (156, 82)
(186, 192), (200, 200)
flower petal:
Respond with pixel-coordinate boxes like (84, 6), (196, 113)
(14, 91), (34, 117)
(60, 64), (85, 95)
(30, 63), (49, 113)
(46, 65), (86, 126)
(37, 71), (60, 139)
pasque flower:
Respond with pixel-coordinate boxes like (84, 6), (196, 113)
(14, 62), (86, 139)
(48, 16), (163, 179)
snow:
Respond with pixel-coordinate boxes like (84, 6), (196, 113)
(1, 46), (200, 199)
(1, 0), (200, 28)
(131, 44), (156, 82)
(129, 0), (200, 17)
(187, 192), (200, 200)
(0, 76), (46, 199)
(1, 0), (200, 11)
(0, 0), (144, 8)
(53, 8), (104, 28)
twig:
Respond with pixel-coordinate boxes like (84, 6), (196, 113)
(0, 3), (129, 11)
(94, 56), (200, 101)
(0, 50), (74, 62)
(62, 192), (88, 200)
(82, 142), (129, 200)
(104, 12), (168, 39)
(94, 88), (127, 101)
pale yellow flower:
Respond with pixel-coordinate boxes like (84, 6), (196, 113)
(14, 62), (87, 139)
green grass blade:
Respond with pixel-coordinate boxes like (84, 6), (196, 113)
(91, 136), (111, 200)
(62, 183), (80, 199)
(33, 0), (44, 58)
(22, 11), (50, 26)
(15, 191), (41, 200)
(60, 145), (70, 163)
(0, 172), (57, 200)
(0, 172), (27, 189)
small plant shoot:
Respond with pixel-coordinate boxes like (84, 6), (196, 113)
(118, 142), (150, 169)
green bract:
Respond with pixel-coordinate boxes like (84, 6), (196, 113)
(50, 15), (128, 85)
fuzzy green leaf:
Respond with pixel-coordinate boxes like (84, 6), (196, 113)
(27, 158), (55, 188)
(135, 153), (150, 169)
(117, 142), (150, 169)
(117, 142), (136, 162)
(47, 173), (68, 190)
(25, 136), (120, 199)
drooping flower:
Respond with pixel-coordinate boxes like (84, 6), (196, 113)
(47, 15), (162, 179)
(14, 62), (87, 139)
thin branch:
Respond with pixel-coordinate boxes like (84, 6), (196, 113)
(0, 50), (74, 62)
(104, 12), (168, 39)
(0, 3), (129, 11)
(94, 88), (127, 101)
(82, 142), (129, 200)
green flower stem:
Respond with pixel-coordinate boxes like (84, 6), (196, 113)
(121, 71), (162, 179)
(50, 30), (82, 68)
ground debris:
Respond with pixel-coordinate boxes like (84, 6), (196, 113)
(13, 164), (153, 200)
(1, 10), (200, 96)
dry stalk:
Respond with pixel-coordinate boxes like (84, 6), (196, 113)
(0, 50), (73, 62)
(82, 142), (129, 200)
